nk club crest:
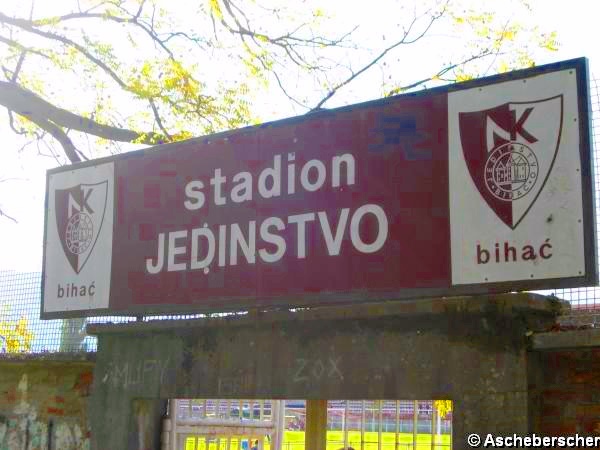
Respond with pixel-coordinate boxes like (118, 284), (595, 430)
(55, 181), (108, 274)
(459, 95), (563, 229)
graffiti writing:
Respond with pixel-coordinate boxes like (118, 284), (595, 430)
(102, 358), (171, 389)
(293, 357), (344, 383)
(0, 415), (88, 450)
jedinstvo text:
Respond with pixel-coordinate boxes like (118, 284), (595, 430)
(145, 152), (390, 274)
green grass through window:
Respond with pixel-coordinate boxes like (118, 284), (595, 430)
(184, 430), (451, 450)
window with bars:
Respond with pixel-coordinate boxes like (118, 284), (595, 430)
(170, 399), (452, 450)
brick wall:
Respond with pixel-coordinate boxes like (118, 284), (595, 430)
(0, 355), (94, 450)
(529, 348), (600, 436)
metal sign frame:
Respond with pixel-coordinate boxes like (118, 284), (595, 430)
(41, 57), (597, 319)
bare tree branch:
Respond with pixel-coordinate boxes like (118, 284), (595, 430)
(386, 49), (497, 96)
(24, 115), (81, 163)
(0, 12), (130, 90)
(0, 81), (168, 163)
(0, 207), (17, 223)
(9, 1), (32, 83)
(7, 110), (29, 136)
(216, 0), (351, 48)
(0, 35), (52, 61)
(31, 10), (178, 59)
(6, 1), (354, 113)
(36, 138), (62, 164)
(149, 99), (171, 139)
(134, 0), (146, 20)
(312, 4), (448, 110)
(0, 0), (547, 171)
(11, 51), (26, 82)
(0, 81), (163, 144)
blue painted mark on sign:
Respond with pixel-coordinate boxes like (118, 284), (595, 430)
(369, 114), (433, 160)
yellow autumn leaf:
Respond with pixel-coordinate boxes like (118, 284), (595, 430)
(542, 32), (559, 51)
(0, 316), (34, 353)
(433, 400), (452, 419)
(208, 0), (223, 20)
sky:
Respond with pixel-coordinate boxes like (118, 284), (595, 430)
(1, 0), (600, 273)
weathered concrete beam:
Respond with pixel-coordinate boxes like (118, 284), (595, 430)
(87, 293), (566, 335)
(531, 328), (600, 350)
(0, 352), (96, 362)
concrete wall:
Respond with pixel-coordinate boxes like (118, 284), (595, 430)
(0, 355), (94, 450)
(1, 294), (578, 450)
(4, 295), (594, 449)
(88, 293), (560, 450)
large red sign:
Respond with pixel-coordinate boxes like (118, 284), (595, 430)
(42, 58), (597, 318)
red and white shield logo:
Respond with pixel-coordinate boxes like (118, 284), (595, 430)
(459, 95), (563, 229)
(55, 181), (108, 273)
